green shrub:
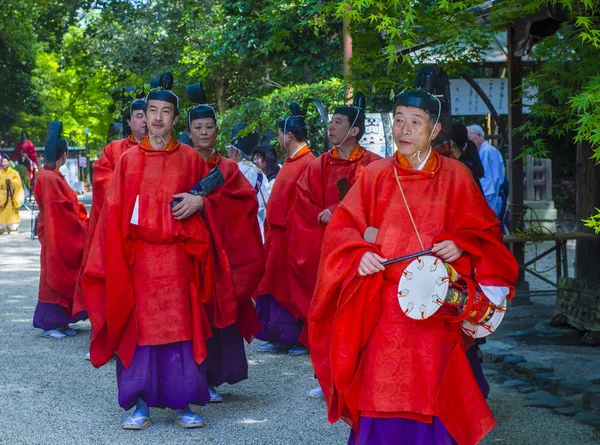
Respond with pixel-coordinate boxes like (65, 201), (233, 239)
(214, 78), (349, 157)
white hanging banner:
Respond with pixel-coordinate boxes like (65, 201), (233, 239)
(449, 78), (537, 116)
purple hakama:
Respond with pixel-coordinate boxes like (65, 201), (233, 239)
(348, 417), (457, 445)
(466, 344), (489, 398)
(32, 301), (87, 331)
(205, 325), (248, 387)
(347, 344), (489, 444)
(116, 340), (209, 410)
(255, 294), (303, 345)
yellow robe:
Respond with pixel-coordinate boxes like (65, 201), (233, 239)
(0, 167), (25, 227)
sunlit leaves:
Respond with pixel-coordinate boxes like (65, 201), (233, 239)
(583, 208), (600, 233)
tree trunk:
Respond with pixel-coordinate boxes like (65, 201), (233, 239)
(508, 25), (531, 304)
(576, 141), (600, 284)
(214, 78), (227, 113)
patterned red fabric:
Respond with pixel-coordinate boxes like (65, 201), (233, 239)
(34, 168), (88, 315)
(202, 152), (264, 343)
(257, 146), (316, 317)
(81, 138), (215, 370)
(309, 151), (518, 445)
(73, 136), (138, 314)
(287, 147), (381, 331)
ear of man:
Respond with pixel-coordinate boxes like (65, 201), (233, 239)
(429, 122), (442, 141)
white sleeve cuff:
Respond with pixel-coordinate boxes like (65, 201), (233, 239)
(480, 285), (510, 306)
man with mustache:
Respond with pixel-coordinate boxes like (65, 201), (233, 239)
(82, 73), (215, 430)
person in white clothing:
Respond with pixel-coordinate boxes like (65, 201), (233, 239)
(227, 123), (270, 239)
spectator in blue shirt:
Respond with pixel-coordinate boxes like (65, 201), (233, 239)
(467, 124), (505, 216)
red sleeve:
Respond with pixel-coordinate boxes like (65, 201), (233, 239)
(81, 153), (138, 368)
(432, 160), (518, 297)
(90, 141), (121, 222)
(309, 167), (384, 429)
(202, 158), (263, 341)
(34, 172), (88, 314)
(286, 157), (327, 321)
(258, 153), (316, 317)
(75, 140), (129, 314)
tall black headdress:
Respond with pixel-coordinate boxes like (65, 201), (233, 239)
(230, 123), (259, 157)
(278, 102), (306, 133)
(259, 131), (277, 149)
(333, 92), (367, 141)
(414, 66), (451, 149)
(186, 82), (217, 126)
(146, 72), (178, 109)
(44, 121), (68, 169)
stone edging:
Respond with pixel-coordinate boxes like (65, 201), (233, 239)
(482, 349), (600, 429)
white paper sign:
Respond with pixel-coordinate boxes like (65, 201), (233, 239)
(449, 78), (537, 116)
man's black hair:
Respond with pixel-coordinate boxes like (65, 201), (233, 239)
(284, 126), (307, 143)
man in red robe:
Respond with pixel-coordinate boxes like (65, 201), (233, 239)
(309, 91), (518, 445)
(73, 99), (146, 315)
(82, 74), (219, 430)
(255, 102), (316, 354)
(13, 131), (39, 175)
(174, 83), (263, 403)
(33, 122), (89, 338)
(287, 93), (381, 396)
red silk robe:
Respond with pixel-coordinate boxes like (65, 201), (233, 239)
(287, 146), (381, 327)
(34, 168), (88, 316)
(257, 146), (315, 317)
(202, 151), (264, 342)
(73, 136), (138, 314)
(308, 151), (518, 445)
(81, 138), (217, 370)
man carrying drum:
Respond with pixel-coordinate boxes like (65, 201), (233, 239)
(308, 90), (518, 445)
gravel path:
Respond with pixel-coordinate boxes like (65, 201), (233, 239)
(1, 204), (599, 445)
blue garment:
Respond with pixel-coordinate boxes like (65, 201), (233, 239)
(478, 141), (505, 215)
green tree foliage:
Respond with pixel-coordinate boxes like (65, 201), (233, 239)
(503, 0), (600, 231)
(0, 0), (39, 135)
(0, 0), (598, 233)
(0, 0), (90, 139)
(328, 0), (493, 92)
(180, 0), (342, 110)
(208, 78), (348, 156)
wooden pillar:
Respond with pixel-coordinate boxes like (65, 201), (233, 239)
(576, 141), (600, 284)
(507, 26), (531, 304)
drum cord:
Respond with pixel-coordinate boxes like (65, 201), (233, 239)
(393, 166), (425, 251)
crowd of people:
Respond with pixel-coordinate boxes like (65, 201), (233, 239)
(26, 73), (516, 445)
